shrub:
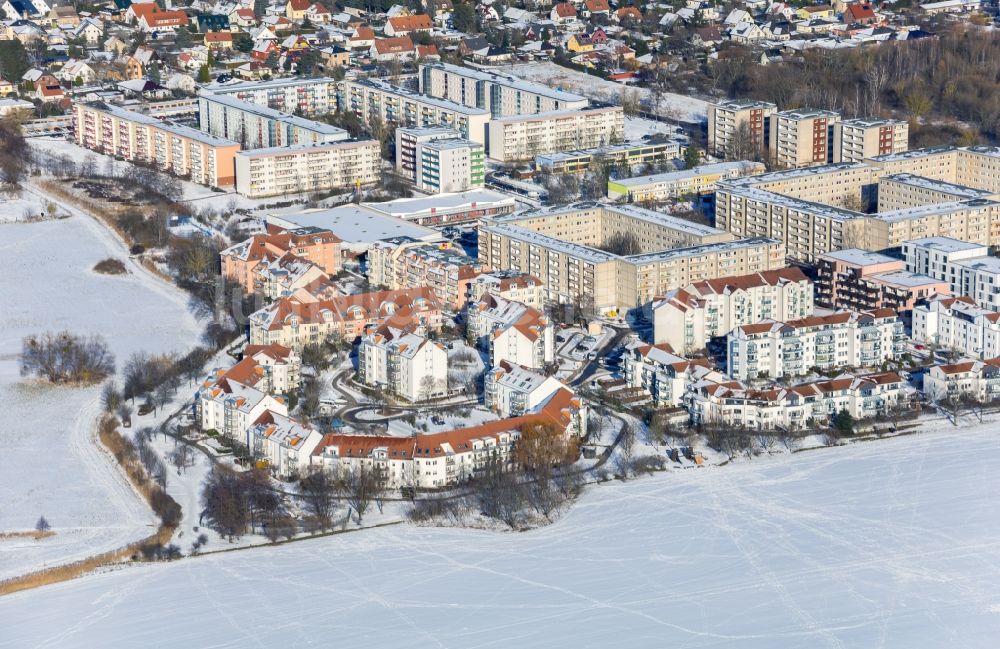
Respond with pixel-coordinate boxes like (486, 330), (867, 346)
(93, 258), (128, 275)
(21, 331), (115, 384)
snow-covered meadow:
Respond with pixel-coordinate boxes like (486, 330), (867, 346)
(4, 424), (1000, 647)
(0, 210), (201, 579)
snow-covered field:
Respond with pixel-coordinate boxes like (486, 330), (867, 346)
(5, 425), (1000, 647)
(0, 209), (201, 580)
(501, 62), (709, 123)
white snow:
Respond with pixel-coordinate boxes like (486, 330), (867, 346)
(500, 62), (710, 123)
(0, 206), (201, 580)
(4, 424), (1000, 647)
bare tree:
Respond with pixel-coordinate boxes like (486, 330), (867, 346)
(299, 468), (339, 531)
(337, 462), (382, 525)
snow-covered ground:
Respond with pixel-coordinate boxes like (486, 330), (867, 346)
(5, 424), (1000, 647)
(0, 209), (201, 580)
(500, 62), (709, 123)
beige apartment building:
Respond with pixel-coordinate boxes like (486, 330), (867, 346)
(487, 106), (625, 163)
(833, 118), (909, 163)
(876, 173), (997, 211)
(707, 99), (776, 158)
(479, 203), (784, 312)
(607, 161), (765, 201)
(368, 237), (483, 309)
(768, 108), (841, 168)
(234, 140), (380, 198)
(73, 101), (240, 187)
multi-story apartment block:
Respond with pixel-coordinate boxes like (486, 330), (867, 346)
(912, 294), (1000, 359)
(200, 77), (339, 117)
(607, 161), (765, 202)
(395, 126), (459, 182)
(73, 101), (240, 187)
(902, 237), (1000, 311)
(484, 361), (571, 417)
(622, 342), (720, 407)
(653, 267), (814, 354)
(536, 141), (682, 175)
(340, 78), (491, 146)
(876, 173), (997, 211)
(198, 93), (349, 149)
(923, 357), (1000, 404)
(249, 287), (443, 349)
(479, 203), (784, 312)
(416, 138), (484, 193)
(816, 248), (948, 311)
(768, 108), (841, 168)
(249, 410), (323, 479)
(487, 106), (625, 163)
(465, 271), (545, 310)
(368, 237), (483, 309)
(234, 140), (380, 198)
(727, 309), (904, 381)
(221, 228), (342, 293)
(467, 293), (554, 369)
(688, 371), (907, 430)
(418, 62), (588, 117)
(241, 344), (302, 395)
(195, 357), (290, 446)
(833, 118), (908, 163)
(254, 252), (329, 299)
(358, 323), (449, 402)
(707, 98), (776, 158)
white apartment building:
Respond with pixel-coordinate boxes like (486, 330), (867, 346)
(466, 271), (545, 310)
(688, 371), (907, 430)
(923, 357), (1000, 404)
(484, 361), (570, 417)
(912, 294), (1000, 359)
(198, 92), (349, 149)
(727, 309), (904, 381)
(903, 237), (1000, 311)
(242, 344), (302, 395)
(768, 108), (841, 168)
(607, 161), (766, 202)
(395, 126), (459, 182)
(200, 77), (339, 117)
(248, 411), (323, 479)
(416, 137), (484, 193)
(487, 106), (625, 163)
(653, 267), (814, 354)
(358, 324), (449, 402)
(235, 140), (380, 198)
(196, 360), (289, 447)
(707, 98), (776, 158)
(623, 342), (723, 407)
(418, 62), (588, 118)
(833, 118), (909, 163)
(253, 252), (329, 300)
(340, 78), (491, 146)
(467, 293), (554, 369)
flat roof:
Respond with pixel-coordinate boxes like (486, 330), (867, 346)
(877, 199), (1000, 223)
(236, 139), (377, 157)
(868, 269), (946, 289)
(481, 223), (616, 264)
(201, 77), (337, 93)
(611, 161), (762, 187)
(904, 236), (989, 252)
(713, 98), (777, 110)
(419, 137), (482, 151)
(881, 173), (994, 198)
(365, 189), (515, 219)
(81, 101), (238, 147)
(498, 202), (725, 237)
(819, 248), (899, 266)
(774, 107), (840, 119)
(536, 141), (681, 164)
(842, 117), (906, 128)
(199, 93), (349, 137)
(266, 205), (441, 246)
(422, 62), (588, 104)
(626, 237), (781, 265)
(492, 105), (621, 124)
(953, 256), (1000, 274)
(348, 79), (490, 116)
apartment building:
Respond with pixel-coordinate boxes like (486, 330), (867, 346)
(200, 77), (339, 117)
(241, 344), (302, 395)
(727, 309), (905, 381)
(234, 140), (380, 198)
(249, 287), (443, 349)
(833, 118), (908, 163)
(195, 356), (290, 445)
(484, 361), (570, 417)
(416, 138), (484, 193)
(479, 203), (784, 312)
(368, 237), (483, 309)
(902, 237), (1000, 310)
(467, 293), (554, 369)
(816, 248), (948, 311)
(768, 108), (841, 168)
(607, 161), (765, 202)
(536, 141), (681, 175)
(248, 410), (323, 479)
(198, 93), (349, 149)
(923, 357), (1000, 404)
(622, 342), (720, 407)
(689, 371), (907, 430)
(707, 98), (776, 158)
(419, 62), (588, 117)
(254, 252), (329, 299)
(395, 126), (459, 182)
(340, 78), (491, 146)
(876, 173), (996, 211)
(652, 267), (814, 354)
(912, 294), (1000, 358)
(73, 101), (240, 187)
(487, 106), (625, 163)
(866, 146), (1000, 194)
(358, 323), (449, 402)
(466, 271), (544, 310)
(221, 228), (341, 293)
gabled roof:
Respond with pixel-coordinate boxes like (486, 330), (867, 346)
(387, 13), (432, 31)
(372, 35), (414, 54)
